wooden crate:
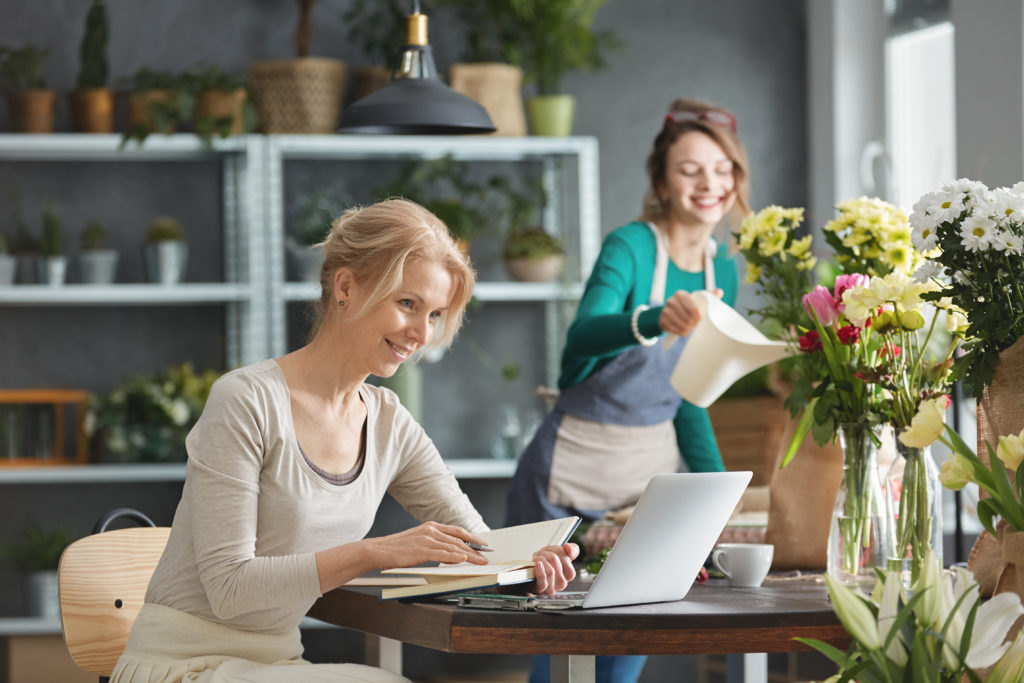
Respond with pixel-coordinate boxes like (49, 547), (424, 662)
(707, 395), (789, 486)
(0, 389), (89, 466)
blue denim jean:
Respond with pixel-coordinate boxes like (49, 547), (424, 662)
(528, 654), (647, 683)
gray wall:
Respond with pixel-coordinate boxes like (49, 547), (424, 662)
(0, 1), (809, 676)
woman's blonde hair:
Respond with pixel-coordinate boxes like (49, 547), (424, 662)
(308, 198), (476, 348)
(639, 98), (750, 225)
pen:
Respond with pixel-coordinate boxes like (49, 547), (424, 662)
(465, 541), (494, 552)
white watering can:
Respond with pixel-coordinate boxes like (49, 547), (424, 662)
(664, 290), (792, 408)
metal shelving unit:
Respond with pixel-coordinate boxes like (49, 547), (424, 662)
(0, 133), (601, 480)
(265, 134), (601, 384)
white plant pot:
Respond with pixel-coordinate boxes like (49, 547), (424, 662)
(143, 241), (188, 285)
(26, 569), (59, 617)
(504, 254), (564, 283)
(35, 255), (67, 286)
(0, 254), (15, 286)
(288, 242), (325, 282)
(78, 249), (119, 285)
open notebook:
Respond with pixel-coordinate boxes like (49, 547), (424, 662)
(379, 516), (580, 599)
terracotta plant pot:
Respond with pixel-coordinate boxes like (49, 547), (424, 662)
(504, 254), (563, 282)
(7, 90), (56, 133)
(195, 88), (247, 137)
(69, 88), (116, 133)
(127, 90), (179, 134)
(249, 57), (347, 134)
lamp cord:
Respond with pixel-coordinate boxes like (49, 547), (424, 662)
(412, 0), (421, 14)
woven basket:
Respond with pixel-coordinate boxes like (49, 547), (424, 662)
(449, 62), (526, 137)
(249, 57), (347, 134)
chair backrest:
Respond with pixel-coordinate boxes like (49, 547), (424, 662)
(57, 525), (170, 677)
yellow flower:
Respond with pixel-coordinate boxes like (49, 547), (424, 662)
(744, 261), (762, 284)
(899, 397), (946, 448)
(758, 228), (787, 258)
(996, 432), (1024, 472)
(787, 234), (813, 259)
(939, 452), (973, 490)
(796, 255), (817, 271)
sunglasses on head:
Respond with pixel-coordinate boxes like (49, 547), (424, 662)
(663, 109), (738, 133)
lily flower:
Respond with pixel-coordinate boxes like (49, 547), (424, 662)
(825, 573), (881, 651)
(989, 627), (1024, 683)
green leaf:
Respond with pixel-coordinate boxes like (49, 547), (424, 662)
(781, 398), (817, 468)
(977, 498), (998, 537)
(793, 637), (853, 669)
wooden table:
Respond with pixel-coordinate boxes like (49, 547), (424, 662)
(309, 578), (850, 683)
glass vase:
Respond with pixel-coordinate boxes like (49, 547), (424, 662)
(827, 423), (891, 590)
(885, 441), (943, 586)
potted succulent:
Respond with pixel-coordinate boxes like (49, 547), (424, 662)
(70, 0), (115, 133)
(340, 0), (406, 105)
(184, 65), (256, 143)
(142, 216), (187, 285)
(37, 203), (66, 286)
(77, 221), (118, 285)
(0, 234), (14, 286)
(502, 227), (565, 282)
(1, 522), (75, 617)
(249, 0), (348, 134)
(121, 67), (193, 143)
(287, 187), (347, 282)
(0, 44), (56, 133)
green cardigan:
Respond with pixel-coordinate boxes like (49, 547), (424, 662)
(558, 221), (739, 473)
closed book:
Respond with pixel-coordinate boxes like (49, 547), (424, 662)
(380, 516), (580, 600)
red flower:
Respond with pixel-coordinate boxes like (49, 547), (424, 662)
(881, 345), (902, 358)
(837, 325), (860, 345)
(943, 394), (951, 408)
(798, 330), (822, 353)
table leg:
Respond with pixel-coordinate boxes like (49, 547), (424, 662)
(724, 652), (767, 683)
(550, 654), (596, 683)
(365, 634), (403, 675)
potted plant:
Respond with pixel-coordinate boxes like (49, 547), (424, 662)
(121, 67), (193, 143)
(37, 203), (66, 286)
(340, 0), (406, 105)
(0, 234), (14, 286)
(142, 216), (187, 285)
(249, 0), (348, 134)
(184, 65), (256, 143)
(287, 187), (347, 282)
(378, 155), (489, 253)
(437, 0), (528, 136)
(70, 0), (115, 133)
(77, 221), (118, 285)
(475, 0), (619, 136)
(6, 181), (39, 283)
(502, 227), (565, 282)
(1, 522), (75, 617)
(0, 44), (56, 133)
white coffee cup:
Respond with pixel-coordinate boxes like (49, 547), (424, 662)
(711, 543), (774, 588)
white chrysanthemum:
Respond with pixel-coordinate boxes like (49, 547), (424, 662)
(912, 260), (944, 283)
(910, 212), (940, 252)
(960, 214), (997, 251)
(991, 187), (1024, 223)
(992, 230), (1024, 255)
(943, 177), (990, 197)
(953, 270), (971, 286)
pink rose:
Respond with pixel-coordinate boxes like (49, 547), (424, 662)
(833, 273), (869, 303)
(802, 285), (839, 326)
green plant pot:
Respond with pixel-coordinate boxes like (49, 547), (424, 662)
(526, 95), (575, 137)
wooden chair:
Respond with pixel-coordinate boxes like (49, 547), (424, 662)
(57, 509), (169, 682)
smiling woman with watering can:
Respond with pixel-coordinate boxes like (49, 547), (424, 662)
(506, 98), (750, 683)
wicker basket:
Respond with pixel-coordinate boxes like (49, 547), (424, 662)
(249, 57), (347, 134)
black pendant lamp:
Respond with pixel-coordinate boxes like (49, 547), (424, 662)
(337, 2), (496, 135)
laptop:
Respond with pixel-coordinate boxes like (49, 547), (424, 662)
(534, 471), (751, 610)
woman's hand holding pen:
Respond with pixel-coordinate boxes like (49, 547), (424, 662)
(365, 521), (490, 570)
(531, 542), (579, 595)
(659, 288), (724, 338)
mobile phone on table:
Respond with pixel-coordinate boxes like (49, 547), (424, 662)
(456, 593), (537, 611)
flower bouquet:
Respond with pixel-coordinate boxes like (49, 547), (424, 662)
(840, 271), (967, 582)
(800, 550), (1024, 683)
(822, 196), (919, 277)
(909, 179), (1024, 397)
(86, 362), (221, 462)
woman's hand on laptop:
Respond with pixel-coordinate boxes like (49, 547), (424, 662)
(531, 542), (579, 595)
